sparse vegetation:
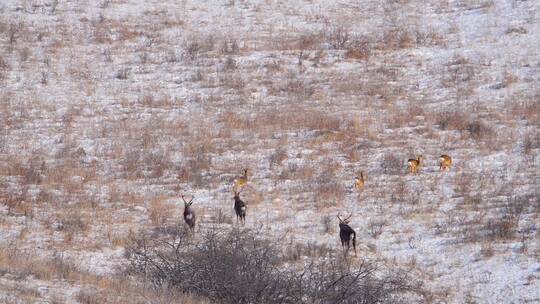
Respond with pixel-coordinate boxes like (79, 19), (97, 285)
(126, 229), (424, 304)
(0, 0), (537, 302)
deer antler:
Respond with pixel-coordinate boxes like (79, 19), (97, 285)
(181, 195), (195, 205)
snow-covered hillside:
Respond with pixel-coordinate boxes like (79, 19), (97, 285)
(0, 0), (538, 303)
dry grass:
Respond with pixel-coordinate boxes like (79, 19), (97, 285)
(149, 196), (174, 227)
(0, 1), (538, 302)
(0, 246), (208, 304)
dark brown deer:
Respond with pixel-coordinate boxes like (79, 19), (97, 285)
(233, 190), (246, 225)
(338, 214), (356, 256)
(182, 195), (196, 232)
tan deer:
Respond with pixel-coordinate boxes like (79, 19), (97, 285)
(407, 155), (422, 174)
(354, 172), (365, 190)
(439, 154), (452, 171)
(233, 168), (249, 192)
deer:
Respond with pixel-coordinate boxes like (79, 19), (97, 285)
(233, 189), (247, 225)
(337, 214), (356, 256)
(181, 195), (196, 232)
(407, 155), (423, 174)
(233, 168), (249, 192)
(354, 172), (365, 190)
(439, 154), (452, 171)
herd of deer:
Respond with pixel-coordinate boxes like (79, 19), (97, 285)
(180, 155), (452, 256)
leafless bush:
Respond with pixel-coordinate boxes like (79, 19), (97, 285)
(414, 29), (446, 47)
(40, 71), (48, 85)
(505, 26), (527, 35)
(522, 130), (539, 155)
(183, 35), (214, 61)
(281, 71), (315, 100)
(215, 208), (233, 225)
(368, 220), (387, 239)
(223, 57), (237, 71)
(18, 47), (31, 62)
(56, 209), (88, 236)
(325, 26), (351, 49)
(220, 38), (239, 55)
(76, 289), (103, 304)
(434, 111), (467, 131)
(122, 148), (142, 178)
(283, 241), (331, 262)
(443, 56), (475, 86)
(381, 153), (402, 175)
(49, 0), (59, 14)
(379, 29), (414, 50)
(125, 229), (424, 304)
(345, 37), (371, 60)
(269, 148), (288, 169)
(115, 68), (129, 80)
(481, 198), (526, 241)
(297, 32), (321, 50)
(434, 111), (493, 141)
(0, 57), (9, 81)
(8, 23), (22, 46)
(321, 215), (334, 234)
(467, 120), (493, 141)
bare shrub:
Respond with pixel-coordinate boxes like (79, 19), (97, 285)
(434, 112), (493, 141)
(281, 71), (315, 100)
(345, 37), (371, 60)
(220, 38), (239, 55)
(467, 120), (493, 141)
(415, 29), (446, 46)
(269, 148), (288, 169)
(115, 68), (129, 80)
(0, 57), (9, 81)
(183, 35), (214, 61)
(215, 208), (233, 225)
(76, 289), (103, 304)
(321, 215), (334, 234)
(126, 229), (424, 304)
(483, 199), (525, 241)
(368, 220), (387, 239)
(56, 209), (88, 238)
(443, 56), (475, 87)
(122, 148), (142, 179)
(8, 23), (23, 46)
(433, 111), (469, 131)
(223, 57), (237, 71)
(381, 153), (402, 175)
(325, 26), (351, 49)
(40, 71), (48, 85)
(297, 32), (321, 50)
(522, 130), (540, 155)
(380, 29), (414, 50)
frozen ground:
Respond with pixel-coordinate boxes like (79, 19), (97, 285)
(0, 0), (539, 303)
